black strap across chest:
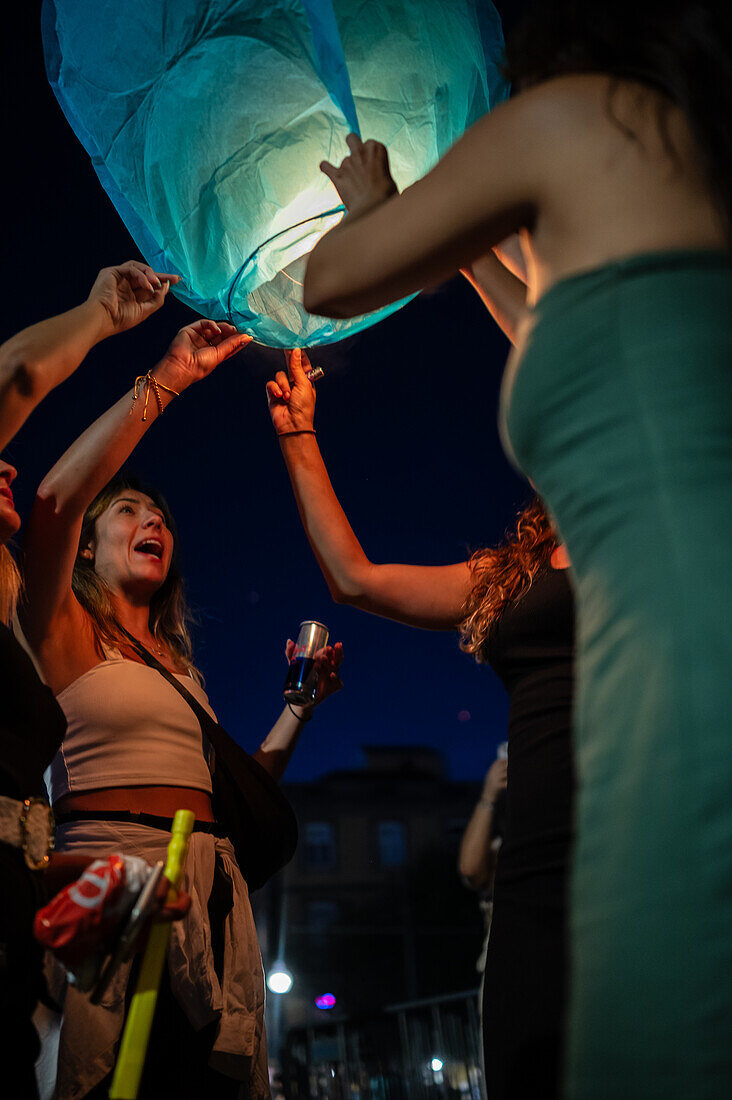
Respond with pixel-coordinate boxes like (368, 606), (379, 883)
(115, 628), (298, 890)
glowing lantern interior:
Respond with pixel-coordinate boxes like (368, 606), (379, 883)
(42, 0), (508, 347)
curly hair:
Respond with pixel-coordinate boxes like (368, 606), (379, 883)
(459, 497), (556, 663)
(72, 474), (198, 674)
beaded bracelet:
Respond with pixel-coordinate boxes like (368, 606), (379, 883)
(130, 371), (180, 421)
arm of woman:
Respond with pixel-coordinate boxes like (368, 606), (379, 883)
(458, 758), (507, 891)
(253, 643), (344, 781)
(304, 89), (547, 318)
(21, 322), (251, 656)
(319, 135), (529, 345)
(461, 247), (528, 345)
(0, 262), (178, 452)
(267, 350), (472, 630)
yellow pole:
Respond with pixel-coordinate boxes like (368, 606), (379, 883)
(109, 809), (195, 1099)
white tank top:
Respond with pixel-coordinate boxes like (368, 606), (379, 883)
(47, 647), (215, 804)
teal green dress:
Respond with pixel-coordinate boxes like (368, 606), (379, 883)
(500, 251), (732, 1098)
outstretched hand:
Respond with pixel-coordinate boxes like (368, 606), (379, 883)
(266, 348), (318, 435)
(285, 639), (344, 707)
(320, 134), (398, 219)
(155, 320), (252, 393)
(88, 260), (180, 335)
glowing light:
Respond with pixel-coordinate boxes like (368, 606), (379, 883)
(431, 1058), (444, 1073)
(43, 0), (509, 347)
(267, 963), (293, 994)
(315, 993), (337, 1010)
(458, 710), (471, 722)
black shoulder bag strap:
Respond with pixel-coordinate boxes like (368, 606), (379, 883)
(118, 629), (297, 890)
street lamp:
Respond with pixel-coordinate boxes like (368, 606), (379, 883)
(267, 962), (293, 995)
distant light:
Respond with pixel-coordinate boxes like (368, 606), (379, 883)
(457, 710), (471, 722)
(267, 962), (293, 994)
(430, 1058), (444, 1073)
(315, 993), (336, 1010)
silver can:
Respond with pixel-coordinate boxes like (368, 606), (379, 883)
(283, 621), (329, 706)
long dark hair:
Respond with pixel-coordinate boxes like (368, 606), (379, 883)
(505, 1), (732, 233)
(72, 474), (197, 672)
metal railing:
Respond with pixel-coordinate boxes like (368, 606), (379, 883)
(282, 990), (484, 1100)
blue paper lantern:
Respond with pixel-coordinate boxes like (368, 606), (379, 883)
(42, 0), (508, 347)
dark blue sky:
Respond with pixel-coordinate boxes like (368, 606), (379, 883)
(4, 3), (528, 782)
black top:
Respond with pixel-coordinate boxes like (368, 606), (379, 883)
(485, 563), (575, 890)
(0, 623), (66, 800)
(481, 563), (575, 1099)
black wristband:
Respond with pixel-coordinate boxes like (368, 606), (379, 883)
(287, 701), (313, 723)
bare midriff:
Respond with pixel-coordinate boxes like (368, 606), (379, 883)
(55, 785), (215, 822)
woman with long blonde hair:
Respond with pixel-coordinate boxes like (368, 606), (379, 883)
(20, 313), (343, 1098)
(0, 259), (179, 1096)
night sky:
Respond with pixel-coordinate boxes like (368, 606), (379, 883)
(3, 2), (528, 783)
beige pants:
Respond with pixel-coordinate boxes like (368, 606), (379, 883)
(47, 820), (270, 1100)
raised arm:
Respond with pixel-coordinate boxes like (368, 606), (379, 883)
(304, 88), (546, 317)
(253, 641), (344, 781)
(461, 245), (528, 346)
(266, 349), (472, 630)
(22, 321), (251, 656)
(318, 138), (529, 345)
(0, 261), (178, 452)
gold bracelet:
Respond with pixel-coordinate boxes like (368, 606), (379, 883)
(130, 371), (180, 421)
(277, 429), (316, 439)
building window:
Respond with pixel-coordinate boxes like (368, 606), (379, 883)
(307, 899), (339, 933)
(304, 822), (336, 869)
(377, 821), (406, 868)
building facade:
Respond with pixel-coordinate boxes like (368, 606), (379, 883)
(253, 747), (485, 1044)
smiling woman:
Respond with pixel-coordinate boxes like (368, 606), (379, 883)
(20, 313), (344, 1098)
(72, 478), (193, 672)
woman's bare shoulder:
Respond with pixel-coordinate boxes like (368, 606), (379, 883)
(462, 74), (623, 172)
(503, 73), (634, 126)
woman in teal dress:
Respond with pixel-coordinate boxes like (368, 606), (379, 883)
(300, 3), (732, 1096)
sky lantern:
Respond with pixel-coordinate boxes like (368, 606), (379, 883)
(42, 0), (508, 348)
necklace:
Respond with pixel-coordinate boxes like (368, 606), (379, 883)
(128, 633), (166, 659)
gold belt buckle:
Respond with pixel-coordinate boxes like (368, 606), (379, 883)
(19, 797), (55, 872)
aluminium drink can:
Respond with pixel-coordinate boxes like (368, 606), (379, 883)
(283, 621), (329, 706)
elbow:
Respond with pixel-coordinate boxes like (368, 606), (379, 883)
(459, 865), (488, 892)
(459, 865), (480, 890)
(303, 283), (353, 320)
(318, 561), (374, 609)
(35, 479), (58, 511)
(303, 252), (357, 319)
(34, 476), (73, 522)
(328, 579), (364, 608)
(458, 855), (476, 881)
(0, 349), (42, 402)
